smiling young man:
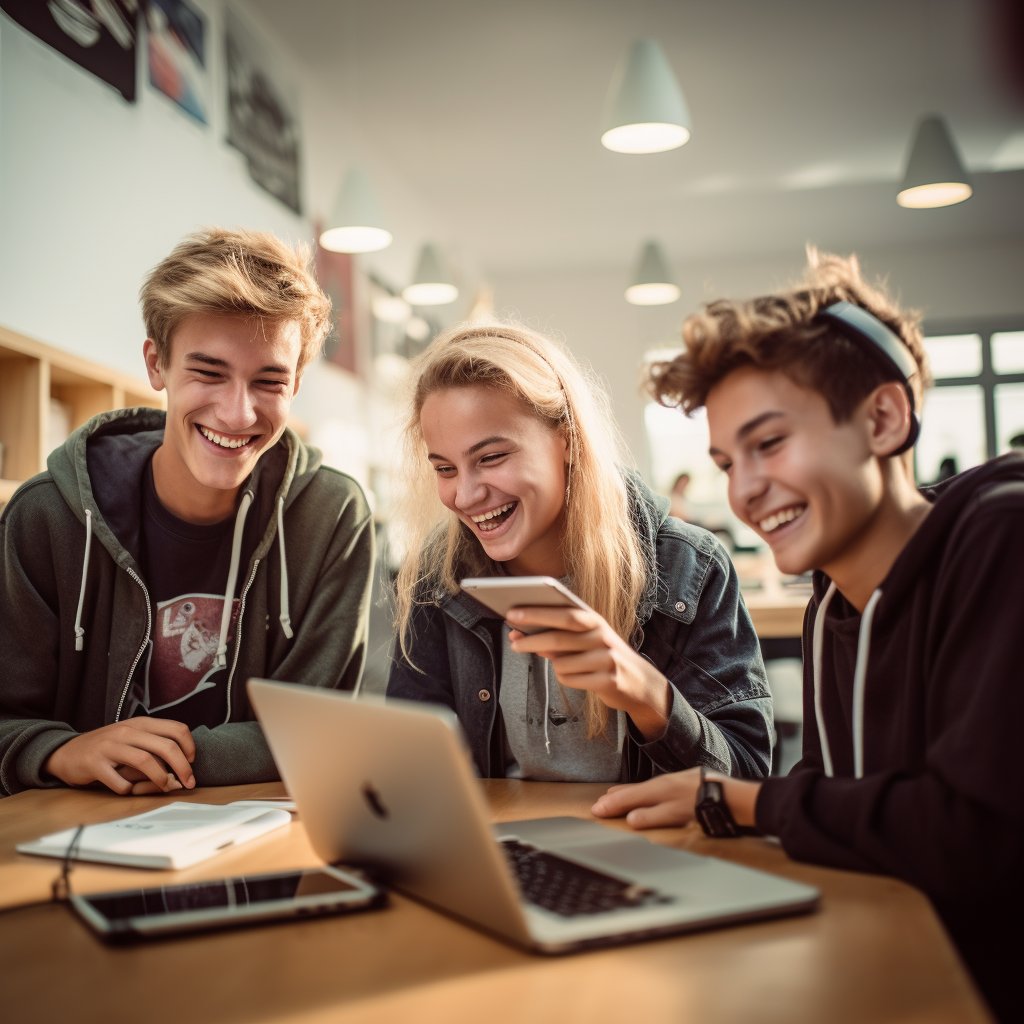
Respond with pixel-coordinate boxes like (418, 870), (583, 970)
(593, 252), (1024, 1022)
(0, 228), (374, 797)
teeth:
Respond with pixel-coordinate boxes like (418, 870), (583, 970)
(471, 502), (515, 528)
(759, 506), (805, 534)
(200, 425), (253, 450)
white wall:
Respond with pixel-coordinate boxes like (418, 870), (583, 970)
(0, 4), (451, 490)
(493, 236), (1024, 479)
(0, 3), (310, 376)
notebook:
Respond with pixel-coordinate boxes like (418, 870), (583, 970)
(16, 802), (292, 870)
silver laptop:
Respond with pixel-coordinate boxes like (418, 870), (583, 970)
(248, 679), (818, 953)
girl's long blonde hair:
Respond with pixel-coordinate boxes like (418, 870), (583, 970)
(391, 320), (649, 736)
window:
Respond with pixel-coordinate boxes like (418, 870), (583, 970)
(916, 321), (1024, 484)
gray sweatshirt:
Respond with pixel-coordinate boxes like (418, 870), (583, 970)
(498, 626), (624, 782)
(0, 408), (374, 795)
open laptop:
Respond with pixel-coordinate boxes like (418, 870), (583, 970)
(248, 679), (819, 953)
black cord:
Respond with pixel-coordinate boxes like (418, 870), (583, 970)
(52, 823), (85, 901)
(0, 823), (86, 918)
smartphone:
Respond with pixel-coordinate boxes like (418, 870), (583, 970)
(460, 575), (591, 634)
(70, 866), (386, 942)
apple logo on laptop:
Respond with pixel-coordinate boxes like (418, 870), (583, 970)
(361, 783), (389, 820)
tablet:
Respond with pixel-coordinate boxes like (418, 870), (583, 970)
(460, 576), (590, 633)
(71, 866), (385, 942)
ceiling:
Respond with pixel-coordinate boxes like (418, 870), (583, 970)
(248, 0), (1024, 276)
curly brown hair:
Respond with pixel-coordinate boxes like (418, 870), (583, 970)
(140, 227), (332, 373)
(647, 249), (932, 421)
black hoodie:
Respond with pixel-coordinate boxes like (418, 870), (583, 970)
(756, 452), (1024, 1023)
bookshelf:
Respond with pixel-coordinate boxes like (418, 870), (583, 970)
(0, 325), (165, 506)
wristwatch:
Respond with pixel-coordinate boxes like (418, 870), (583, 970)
(694, 766), (758, 838)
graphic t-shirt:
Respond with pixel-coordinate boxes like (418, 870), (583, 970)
(127, 459), (242, 730)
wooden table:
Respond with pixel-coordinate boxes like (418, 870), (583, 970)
(0, 781), (988, 1024)
(743, 593), (808, 639)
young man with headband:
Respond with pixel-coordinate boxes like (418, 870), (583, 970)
(593, 251), (1023, 1021)
(0, 228), (374, 797)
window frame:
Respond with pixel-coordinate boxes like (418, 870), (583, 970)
(922, 317), (1024, 461)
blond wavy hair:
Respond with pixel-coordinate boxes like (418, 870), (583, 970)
(140, 227), (332, 373)
(391, 321), (649, 736)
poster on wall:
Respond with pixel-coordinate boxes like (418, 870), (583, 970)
(144, 0), (208, 123)
(316, 242), (360, 377)
(224, 4), (302, 214)
(0, 0), (137, 101)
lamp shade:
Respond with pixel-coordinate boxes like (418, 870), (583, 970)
(897, 116), (973, 209)
(601, 39), (691, 154)
(626, 241), (680, 305)
(402, 245), (459, 306)
(320, 166), (393, 253)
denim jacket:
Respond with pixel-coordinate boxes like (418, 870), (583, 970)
(387, 479), (772, 781)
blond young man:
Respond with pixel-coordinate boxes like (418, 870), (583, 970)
(593, 253), (1023, 1022)
(0, 228), (373, 797)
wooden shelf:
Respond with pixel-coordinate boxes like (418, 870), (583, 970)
(0, 479), (22, 503)
(0, 325), (164, 504)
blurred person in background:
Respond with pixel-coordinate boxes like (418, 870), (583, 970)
(386, 321), (771, 784)
(0, 229), (373, 797)
(668, 471), (691, 521)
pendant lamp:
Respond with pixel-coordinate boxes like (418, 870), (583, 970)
(402, 245), (459, 306)
(319, 166), (393, 253)
(896, 116), (973, 209)
(601, 39), (691, 154)
(626, 241), (680, 305)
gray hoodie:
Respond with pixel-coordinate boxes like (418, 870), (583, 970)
(0, 408), (374, 796)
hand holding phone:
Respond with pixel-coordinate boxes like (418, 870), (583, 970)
(461, 575), (672, 740)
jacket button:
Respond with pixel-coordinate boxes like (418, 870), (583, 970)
(478, 689), (491, 702)
(674, 600), (687, 613)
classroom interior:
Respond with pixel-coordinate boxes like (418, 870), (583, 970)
(1, 1), (1022, 1022)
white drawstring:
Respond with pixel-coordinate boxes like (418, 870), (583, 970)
(74, 510), (93, 652)
(811, 580), (883, 779)
(543, 660), (552, 755)
(852, 589), (883, 780)
(213, 491), (252, 670)
(277, 496), (293, 639)
(811, 581), (838, 776)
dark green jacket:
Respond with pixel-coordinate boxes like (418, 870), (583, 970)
(0, 408), (374, 796)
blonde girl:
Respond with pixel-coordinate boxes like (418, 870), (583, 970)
(387, 321), (771, 783)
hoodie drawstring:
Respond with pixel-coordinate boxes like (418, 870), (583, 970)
(74, 510), (93, 652)
(277, 496), (293, 639)
(811, 581), (883, 780)
(811, 582), (838, 776)
(543, 661), (552, 755)
(852, 589), (883, 780)
(213, 491), (252, 670)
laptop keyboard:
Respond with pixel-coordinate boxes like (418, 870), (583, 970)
(499, 839), (673, 918)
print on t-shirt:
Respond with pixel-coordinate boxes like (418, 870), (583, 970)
(129, 593), (240, 715)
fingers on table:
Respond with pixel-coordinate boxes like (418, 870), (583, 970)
(117, 726), (195, 786)
(130, 780), (166, 796)
(129, 717), (196, 762)
(108, 743), (183, 792)
(94, 762), (136, 795)
(592, 770), (701, 816)
(625, 800), (696, 829)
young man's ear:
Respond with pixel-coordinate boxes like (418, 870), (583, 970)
(143, 339), (167, 393)
(864, 381), (914, 459)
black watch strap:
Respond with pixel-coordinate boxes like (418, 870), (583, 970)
(694, 767), (759, 838)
